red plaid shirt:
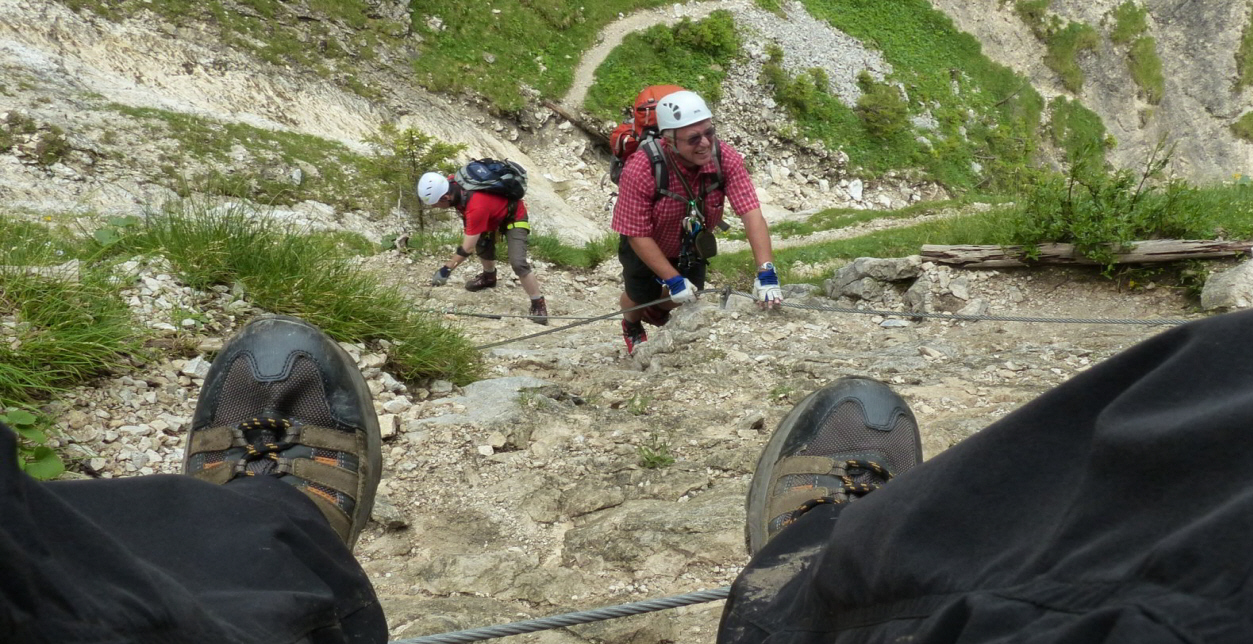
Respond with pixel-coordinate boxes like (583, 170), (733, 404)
(611, 139), (760, 258)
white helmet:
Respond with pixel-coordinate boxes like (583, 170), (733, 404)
(656, 90), (712, 132)
(416, 172), (450, 205)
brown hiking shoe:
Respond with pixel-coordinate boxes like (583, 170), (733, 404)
(529, 296), (549, 326)
(745, 377), (921, 554)
(183, 315), (382, 549)
(465, 270), (497, 292)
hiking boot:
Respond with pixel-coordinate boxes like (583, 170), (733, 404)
(529, 297), (549, 326)
(745, 377), (921, 555)
(640, 304), (671, 327)
(465, 270), (497, 292)
(184, 315), (382, 549)
(622, 319), (647, 355)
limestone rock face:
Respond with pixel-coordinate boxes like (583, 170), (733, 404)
(929, 0), (1253, 183)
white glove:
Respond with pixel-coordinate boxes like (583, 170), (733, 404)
(663, 275), (698, 304)
(753, 263), (783, 309)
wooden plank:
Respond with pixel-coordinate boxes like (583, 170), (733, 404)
(921, 240), (1253, 268)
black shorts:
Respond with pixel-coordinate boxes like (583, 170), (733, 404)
(618, 234), (706, 305)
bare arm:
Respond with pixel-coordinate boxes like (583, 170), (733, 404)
(627, 236), (681, 281)
(444, 233), (481, 270)
(740, 207), (775, 268)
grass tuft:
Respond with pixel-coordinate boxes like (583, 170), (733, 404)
(0, 218), (143, 407)
(107, 200), (483, 384)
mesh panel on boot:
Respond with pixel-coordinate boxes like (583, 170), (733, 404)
(777, 400), (918, 492)
(213, 355), (337, 429)
(801, 400), (919, 475)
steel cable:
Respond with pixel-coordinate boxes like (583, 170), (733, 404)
(391, 586), (731, 644)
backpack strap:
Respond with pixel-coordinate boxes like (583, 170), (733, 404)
(640, 137), (725, 206)
(640, 138), (685, 204)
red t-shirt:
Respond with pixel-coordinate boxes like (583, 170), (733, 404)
(611, 139), (760, 258)
(455, 189), (528, 236)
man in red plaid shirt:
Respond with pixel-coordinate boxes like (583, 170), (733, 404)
(611, 90), (782, 354)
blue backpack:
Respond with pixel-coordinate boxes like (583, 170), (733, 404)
(454, 159), (528, 201)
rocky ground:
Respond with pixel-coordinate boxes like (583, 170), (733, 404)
(46, 245), (1204, 643)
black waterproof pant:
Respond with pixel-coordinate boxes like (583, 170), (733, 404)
(719, 309), (1253, 642)
(0, 426), (386, 644)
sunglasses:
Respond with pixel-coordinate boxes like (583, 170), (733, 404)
(679, 127), (717, 147)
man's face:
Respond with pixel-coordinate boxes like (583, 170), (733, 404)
(432, 193), (453, 209)
(670, 118), (716, 168)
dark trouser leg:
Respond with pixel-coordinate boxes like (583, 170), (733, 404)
(0, 427), (385, 644)
(719, 503), (847, 642)
(720, 309), (1253, 643)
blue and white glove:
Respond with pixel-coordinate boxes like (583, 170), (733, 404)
(663, 275), (698, 304)
(431, 265), (452, 286)
(753, 262), (783, 309)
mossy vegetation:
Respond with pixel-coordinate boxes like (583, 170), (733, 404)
(1233, 112), (1253, 142)
(105, 104), (388, 210)
(1044, 22), (1100, 93)
(1127, 37), (1165, 105)
(1238, 3), (1253, 91)
(1012, 1), (1099, 93)
(57, 0), (403, 98)
(1109, 1), (1149, 44)
(753, 0), (788, 19)
(1105, 3), (1163, 105)
(1047, 96), (1113, 171)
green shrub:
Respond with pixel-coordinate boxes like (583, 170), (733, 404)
(672, 11), (739, 59)
(855, 72), (910, 139)
(1008, 143), (1214, 270)
(2, 409), (65, 480)
(583, 11), (739, 120)
(362, 124), (465, 233)
(1127, 36), (1165, 104)
(1233, 112), (1253, 142)
(1045, 22), (1099, 92)
(1109, 1), (1149, 44)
